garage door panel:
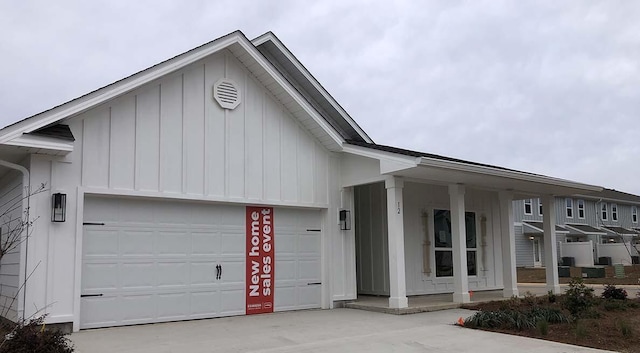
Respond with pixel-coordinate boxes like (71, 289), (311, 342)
(220, 233), (244, 255)
(157, 231), (190, 255)
(219, 288), (245, 315)
(298, 259), (321, 281)
(190, 290), (220, 316)
(157, 262), (189, 287)
(191, 232), (220, 255)
(274, 286), (295, 310)
(121, 262), (155, 289)
(218, 259), (244, 285)
(298, 286), (321, 307)
(82, 263), (118, 290)
(121, 294), (155, 322)
(275, 233), (296, 254)
(120, 231), (154, 256)
(157, 293), (189, 320)
(299, 235), (320, 255)
(80, 296), (118, 328)
(275, 259), (296, 280)
(84, 230), (118, 257)
(191, 262), (217, 285)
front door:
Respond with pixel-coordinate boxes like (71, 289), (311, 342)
(533, 238), (542, 267)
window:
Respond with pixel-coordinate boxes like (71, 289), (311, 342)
(538, 199), (543, 216)
(601, 203), (608, 221)
(565, 198), (573, 218)
(524, 199), (532, 215)
(633, 206), (638, 223)
(433, 209), (477, 277)
(611, 203), (618, 221)
(577, 199), (585, 219)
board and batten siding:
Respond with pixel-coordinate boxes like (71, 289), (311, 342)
(75, 50), (330, 206)
(23, 49), (342, 325)
(0, 170), (23, 321)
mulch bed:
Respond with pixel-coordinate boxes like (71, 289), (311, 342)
(462, 295), (640, 353)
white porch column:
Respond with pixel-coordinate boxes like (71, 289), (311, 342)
(542, 195), (560, 294)
(499, 191), (519, 298)
(385, 176), (408, 309)
(449, 184), (470, 303)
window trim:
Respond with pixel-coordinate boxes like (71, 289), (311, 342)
(632, 206), (638, 224)
(611, 203), (618, 222)
(432, 209), (478, 278)
(538, 199), (543, 216)
(524, 199), (533, 215)
(565, 198), (573, 219)
(577, 199), (585, 219)
(601, 203), (608, 221)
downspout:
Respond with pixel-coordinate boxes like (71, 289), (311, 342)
(0, 159), (30, 322)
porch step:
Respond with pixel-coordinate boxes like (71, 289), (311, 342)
(344, 301), (462, 315)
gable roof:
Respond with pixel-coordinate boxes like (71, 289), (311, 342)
(252, 32), (372, 143)
(0, 30), (370, 152)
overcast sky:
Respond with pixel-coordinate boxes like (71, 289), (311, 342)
(1, 1), (639, 194)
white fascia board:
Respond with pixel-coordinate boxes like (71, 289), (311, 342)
(252, 33), (373, 143)
(342, 144), (420, 166)
(0, 33), (242, 144)
(4, 134), (73, 152)
(418, 157), (603, 193)
(570, 194), (640, 206)
(235, 40), (344, 149)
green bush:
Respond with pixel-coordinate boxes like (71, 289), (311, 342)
(537, 319), (549, 336)
(562, 278), (595, 317)
(0, 316), (74, 353)
(547, 290), (557, 303)
(602, 284), (627, 300)
(464, 307), (569, 331)
(617, 319), (633, 338)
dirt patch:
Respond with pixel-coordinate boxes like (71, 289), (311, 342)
(462, 293), (640, 353)
(518, 265), (640, 285)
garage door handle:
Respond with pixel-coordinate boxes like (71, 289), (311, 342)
(83, 222), (105, 226)
(307, 282), (321, 285)
(81, 294), (103, 298)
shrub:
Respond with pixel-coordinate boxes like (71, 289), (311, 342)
(617, 319), (633, 338)
(464, 307), (569, 331)
(0, 316), (74, 353)
(602, 284), (627, 300)
(537, 319), (549, 336)
(547, 290), (557, 303)
(563, 278), (595, 317)
(574, 321), (588, 339)
(603, 300), (627, 311)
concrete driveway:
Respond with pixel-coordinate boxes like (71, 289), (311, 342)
(71, 308), (611, 353)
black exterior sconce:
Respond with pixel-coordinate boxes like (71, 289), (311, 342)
(51, 193), (66, 222)
(339, 209), (351, 230)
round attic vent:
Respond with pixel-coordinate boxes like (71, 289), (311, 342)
(213, 79), (241, 110)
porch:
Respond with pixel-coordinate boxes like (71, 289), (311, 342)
(343, 284), (555, 315)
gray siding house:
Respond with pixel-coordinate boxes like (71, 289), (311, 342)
(515, 189), (640, 267)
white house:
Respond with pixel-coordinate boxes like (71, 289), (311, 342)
(0, 30), (602, 332)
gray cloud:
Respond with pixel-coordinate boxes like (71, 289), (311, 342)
(1, 0), (639, 194)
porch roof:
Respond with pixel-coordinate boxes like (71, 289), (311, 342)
(602, 226), (639, 236)
(343, 141), (603, 197)
(522, 221), (569, 235)
(564, 224), (607, 236)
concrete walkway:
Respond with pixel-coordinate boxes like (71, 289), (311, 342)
(71, 308), (612, 353)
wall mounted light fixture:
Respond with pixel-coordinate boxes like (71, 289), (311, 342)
(51, 193), (66, 222)
(339, 209), (351, 230)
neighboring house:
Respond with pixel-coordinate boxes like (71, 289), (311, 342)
(514, 189), (640, 268)
(0, 30), (602, 332)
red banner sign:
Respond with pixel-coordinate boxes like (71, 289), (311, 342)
(246, 206), (274, 315)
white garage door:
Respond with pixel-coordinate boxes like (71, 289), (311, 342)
(80, 196), (322, 329)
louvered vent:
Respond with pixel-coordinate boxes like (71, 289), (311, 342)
(213, 79), (241, 110)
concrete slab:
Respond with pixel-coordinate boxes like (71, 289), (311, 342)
(71, 308), (612, 353)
